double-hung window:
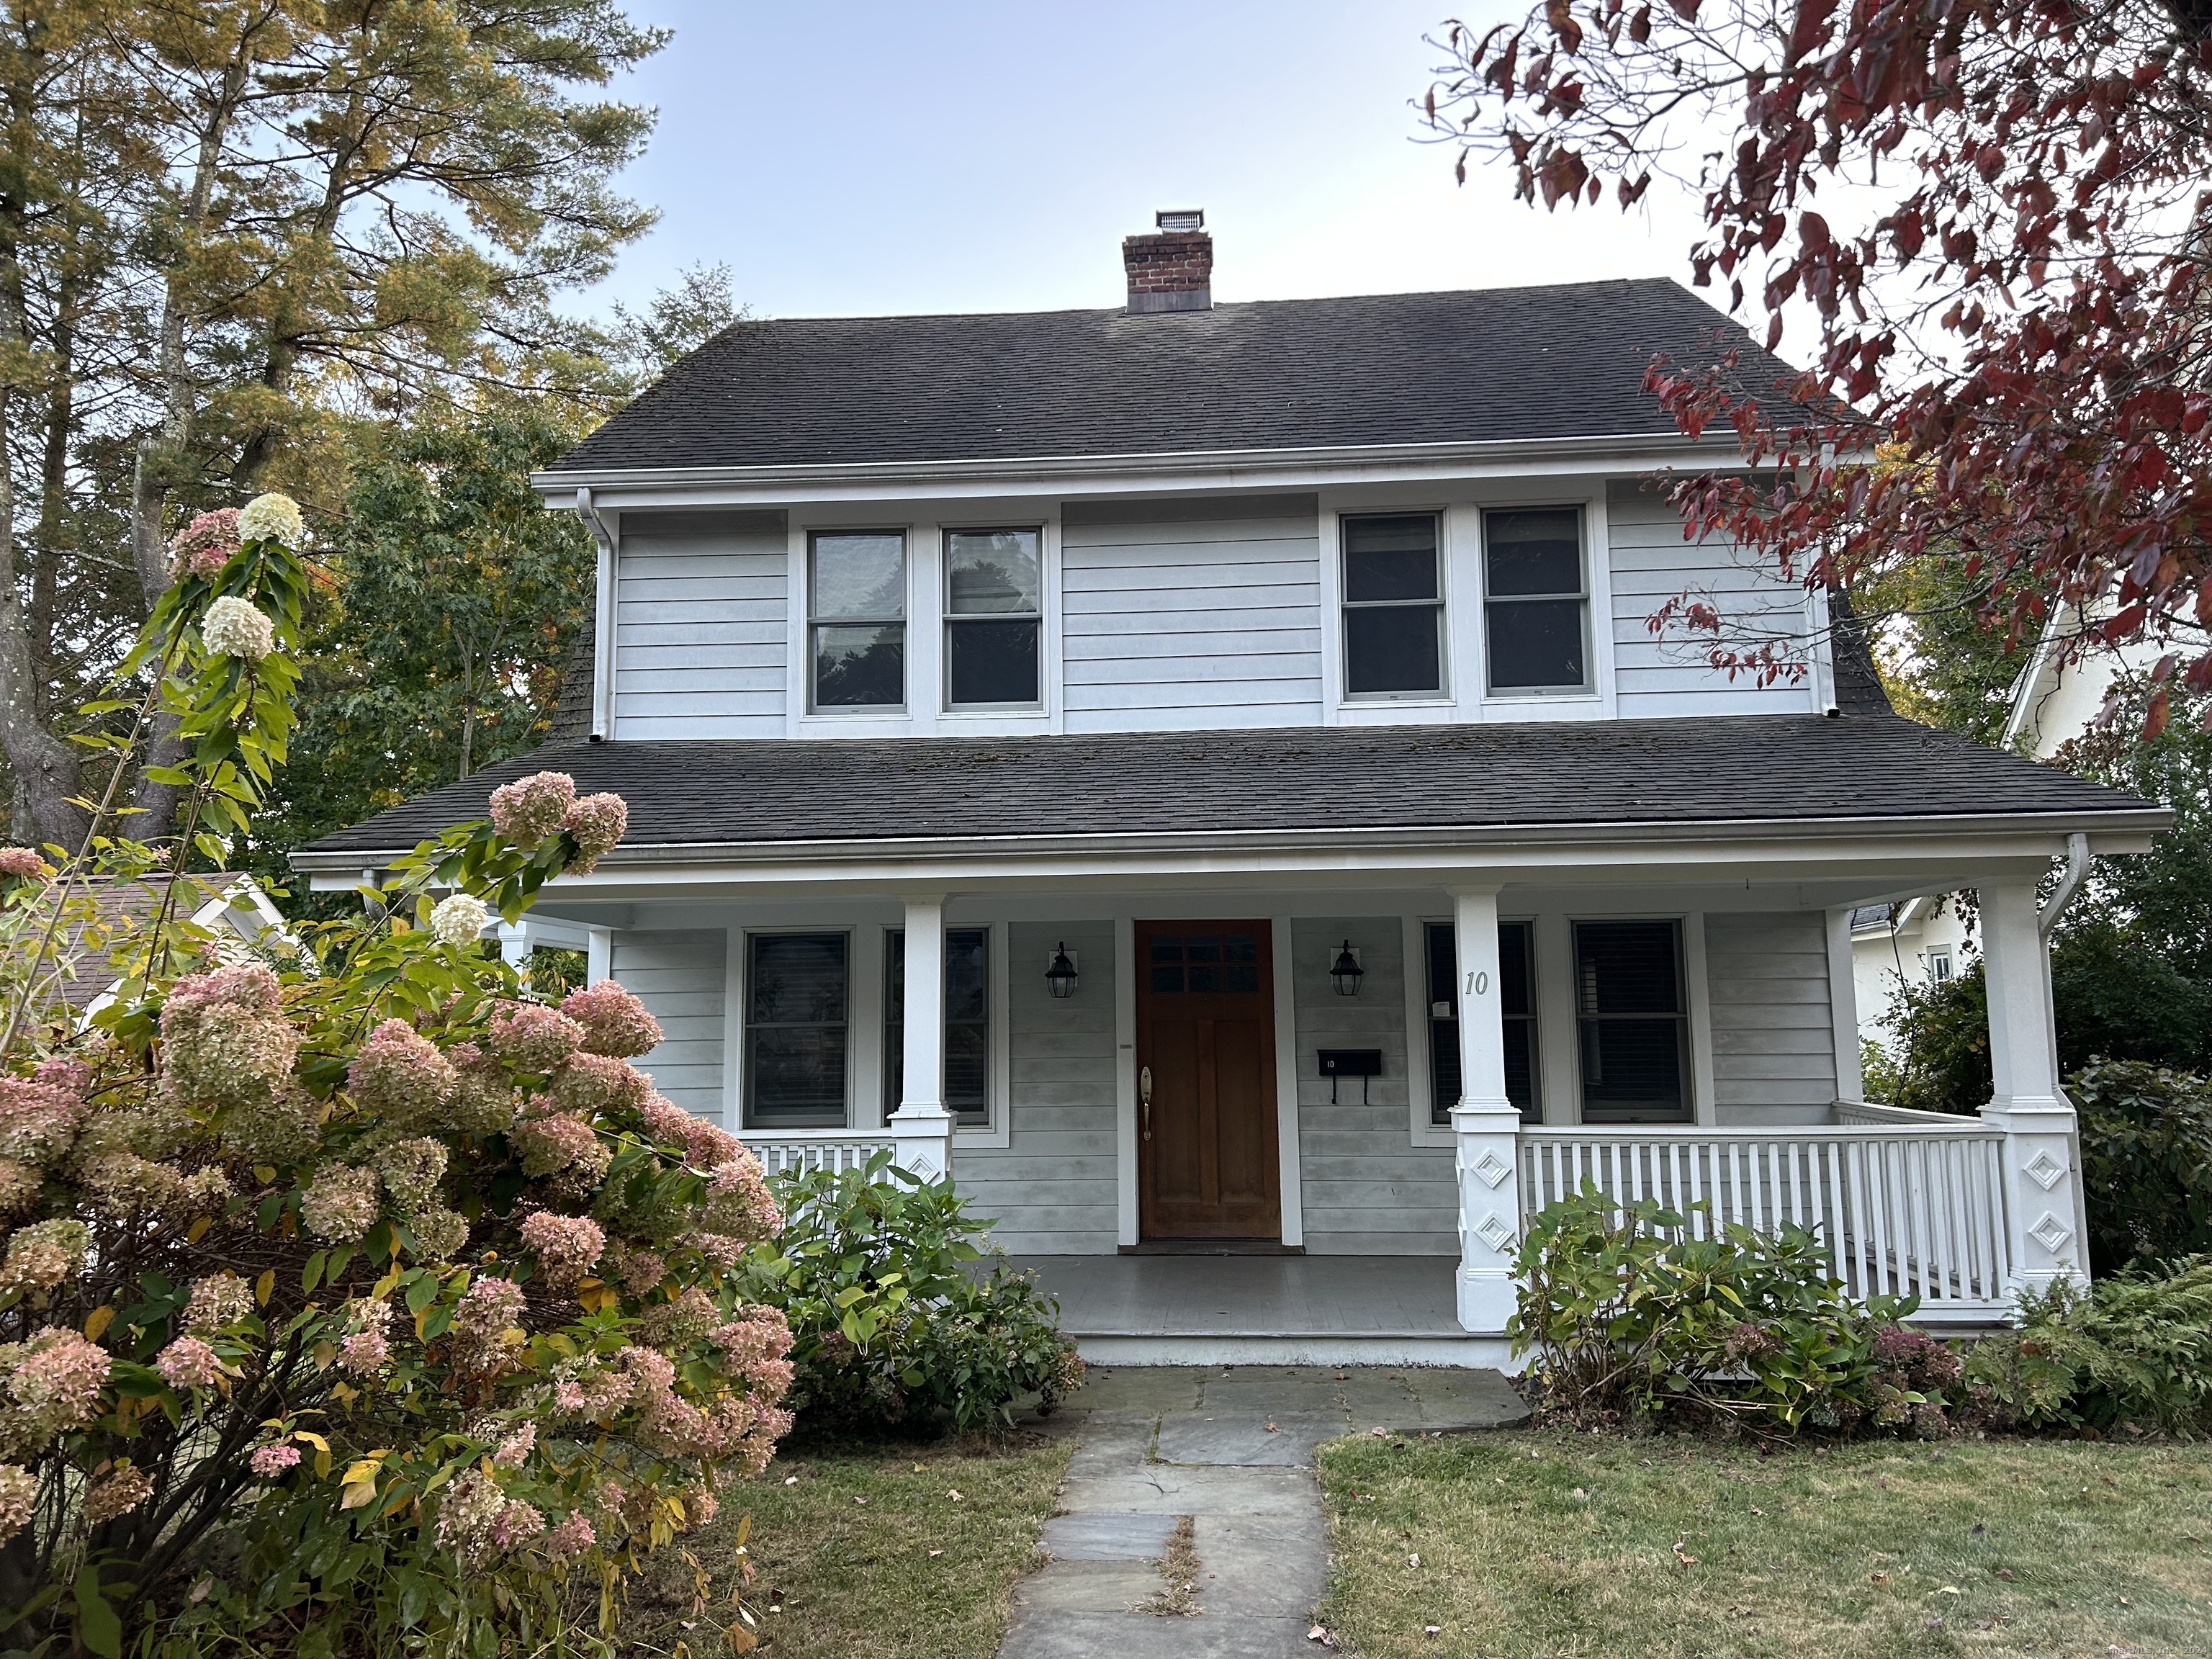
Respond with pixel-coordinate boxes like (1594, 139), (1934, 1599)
(1573, 920), (1690, 1123)
(811, 531), (906, 708)
(1424, 920), (1538, 1124)
(1341, 513), (1445, 696)
(884, 928), (992, 1126)
(1483, 506), (1590, 693)
(945, 529), (1042, 708)
(744, 932), (849, 1128)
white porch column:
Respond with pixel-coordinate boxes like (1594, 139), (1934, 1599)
(888, 896), (955, 1181)
(1449, 887), (1522, 1334)
(1978, 882), (2087, 1294)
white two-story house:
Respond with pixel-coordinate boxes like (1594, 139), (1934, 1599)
(297, 215), (2166, 1365)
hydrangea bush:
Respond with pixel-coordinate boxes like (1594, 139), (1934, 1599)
(0, 496), (792, 1656)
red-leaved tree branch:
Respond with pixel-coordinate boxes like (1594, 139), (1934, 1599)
(1429, 0), (2212, 733)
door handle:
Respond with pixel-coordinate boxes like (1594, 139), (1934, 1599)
(1140, 1065), (1152, 1141)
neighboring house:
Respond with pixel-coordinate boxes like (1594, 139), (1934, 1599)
(1849, 605), (2170, 1052)
(53, 872), (290, 1021)
(296, 215), (2167, 1364)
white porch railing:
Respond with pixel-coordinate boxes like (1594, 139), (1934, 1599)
(1516, 1118), (2017, 1318)
(737, 1133), (896, 1177)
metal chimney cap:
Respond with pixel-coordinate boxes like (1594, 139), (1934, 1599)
(1154, 208), (1204, 232)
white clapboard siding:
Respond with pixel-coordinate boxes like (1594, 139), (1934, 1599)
(950, 921), (1120, 1253)
(1292, 918), (1457, 1254)
(1061, 495), (1323, 732)
(613, 510), (788, 739)
(1606, 481), (1813, 717)
(1704, 912), (1841, 1125)
(610, 929), (728, 1124)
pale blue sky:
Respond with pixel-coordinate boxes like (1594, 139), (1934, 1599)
(590, 1), (1707, 321)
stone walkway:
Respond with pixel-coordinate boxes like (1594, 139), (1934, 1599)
(999, 1366), (1527, 1659)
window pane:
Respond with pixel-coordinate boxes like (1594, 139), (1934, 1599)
(946, 1022), (987, 1124)
(747, 1027), (848, 1125)
(1580, 1019), (1685, 1119)
(1485, 598), (1584, 691)
(814, 624), (904, 706)
(750, 934), (848, 1024)
(1499, 921), (1532, 1017)
(1343, 516), (1439, 601)
(1426, 922), (1455, 1009)
(1430, 1019), (1461, 1123)
(947, 618), (1038, 705)
(946, 930), (988, 1022)
(1574, 921), (1681, 1015)
(1150, 965), (1183, 992)
(1485, 509), (1581, 597)
(1503, 1021), (1534, 1118)
(812, 533), (905, 619)
(1345, 605), (1443, 695)
(947, 529), (1040, 613)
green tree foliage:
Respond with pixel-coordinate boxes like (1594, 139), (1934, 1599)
(1853, 554), (2036, 747)
(2071, 1061), (2212, 1274)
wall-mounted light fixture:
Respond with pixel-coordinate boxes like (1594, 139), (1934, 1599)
(1045, 943), (1080, 1000)
(1328, 940), (1364, 997)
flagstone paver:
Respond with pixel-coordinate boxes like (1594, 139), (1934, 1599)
(997, 1365), (1526, 1659)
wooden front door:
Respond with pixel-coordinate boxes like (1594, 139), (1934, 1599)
(1136, 920), (1281, 1240)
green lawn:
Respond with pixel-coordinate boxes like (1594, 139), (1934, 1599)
(618, 1432), (1071, 1658)
(1317, 1430), (2212, 1659)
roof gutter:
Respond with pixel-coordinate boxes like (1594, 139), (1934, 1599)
(2038, 830), (2092, 939)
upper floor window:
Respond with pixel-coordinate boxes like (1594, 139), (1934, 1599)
(945, 529), (1041, 708)
(1483, 507), (1589, 694)
(1573, 919), (1689, 1123)
(811, 531), (905, 708)
(1341, 513), (1444, 696)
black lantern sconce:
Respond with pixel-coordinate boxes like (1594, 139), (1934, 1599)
(1328, 940), (1364, 997)
(1044, 943), (1080, 1000)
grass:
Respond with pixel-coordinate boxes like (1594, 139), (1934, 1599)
(617, 1431), (1071, 1658)
(1317, 1429), (2212, 1659)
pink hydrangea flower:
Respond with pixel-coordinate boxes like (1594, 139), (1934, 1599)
(0, 848), (50, 881)
(546, 1052), (650, 1118)
(7, 1328), (111, 1436)
(488, 1002), (586, 1073)
(0, 1466), (34, 1546)
(347, 1019), (457, 1130)
(250, 1443), (301, 1478)
(339, 1328), (390, 1374)
(492, 1421), (535, 1468)
(559, 984), (660, 1058)
(453, 1275), (527, 1343)
(0, 1076), (90, 1169)
(166, 508), (242, 580)
(300, 1164), (379, 1244)
(488, 772), (576, 848)
(511, 1112), (608, 1180)
(544, 1511), (595, 1563)
(551, 1366), (634, 1423)
(701, 1154), (781, 1242)
(158, 962), (297, 1115)
(559, 793), (628, 873)
(519, 1211), (604, 1289)
(85, 1466), (152, 1524)
(490, 1499), (546, 1552)
(184, 1272), (254, 1334)
(155, 1336), (222, 1389)
(445, 1041), (520, 1137)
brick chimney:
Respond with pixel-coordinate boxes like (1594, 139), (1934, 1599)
(1123, 210), (1212, 313)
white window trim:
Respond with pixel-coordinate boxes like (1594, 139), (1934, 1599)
(1333, 508), (1452, 707)
(940, 525), (1049, 716)
(732, 925), (856, 1131)
(1473, 493), (1619, 718)
(801, 526), (912, 720)
(1477, 498), (1600, 704)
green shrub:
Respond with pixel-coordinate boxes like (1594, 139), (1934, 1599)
(2071, 1059), (2212, 1272)
(745, 1156), (1083, 1435)
(1868, 965), (1992, 1115)
(1966, 1256), (2212, 1435)
(1510, 1184), (1961, 1435)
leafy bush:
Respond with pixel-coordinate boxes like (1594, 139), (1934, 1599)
(1966, 1256), (2212, 1436)
(2071, 1059), (2212, 1272)
(1866, 965), (1991, 1115)
(745, 1156), (1082, 1435)
(1510, 1185), (1961, 1436)
(0, 498), (792, 1655)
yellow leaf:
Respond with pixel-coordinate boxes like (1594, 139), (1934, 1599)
(315, 1448), (333, 1478)
(340, 1478), (377, 1511)
(726, 1626), (757, 1653)
(253, 1166), (277, 1185)
(414, 1307), (429, 1341)
(186, 1217), (212, 1244)
(84, 1306), (114, 1342)
(255, 1269), (276, 1307)
(292, 1431), (330, 1452)
(313, 1341), (338, 1371)
(382, 1491), (412, 1519)
(372, 1269), (401, 1300)
(341, 1459), (382, 1485)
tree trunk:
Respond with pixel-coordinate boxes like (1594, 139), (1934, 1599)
(0, 391), (88, 848)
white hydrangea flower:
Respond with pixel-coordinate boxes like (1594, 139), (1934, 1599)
(201, 595), (276, 660)
(429, 893), (490, 948)
(236, 492), (305, 547)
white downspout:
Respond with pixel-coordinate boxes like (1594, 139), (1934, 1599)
(2038, 832), (2091, 940)
(575, 487), (616, 741)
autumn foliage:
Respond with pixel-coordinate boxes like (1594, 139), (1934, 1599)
(1430, 1), (2212, 730)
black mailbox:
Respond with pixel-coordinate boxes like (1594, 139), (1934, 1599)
(1317, 1048), (1383, 1105)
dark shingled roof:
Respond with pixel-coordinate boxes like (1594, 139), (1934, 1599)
(549, 279), (1799, 474)
(297, 716), (2157, 860)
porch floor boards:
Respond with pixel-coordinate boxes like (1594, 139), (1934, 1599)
(1009, 1254), (1461, 1339)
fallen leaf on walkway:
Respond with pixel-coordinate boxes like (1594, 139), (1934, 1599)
(1267, 1421), (1280, 1433)
(1370, 1427), (1388, 1437)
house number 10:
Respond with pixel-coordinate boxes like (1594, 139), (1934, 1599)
(1465, 971), (1488, 996)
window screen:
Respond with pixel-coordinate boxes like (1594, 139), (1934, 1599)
(1573, 919), (1689, 1123)
(1425, 920), (1537, 1124)
(745, 933), (848, 1127)
(945, 529), (1041, 707)
(811, 531), (904, 707)
(1341, 514), (1444, 696)
(885, 928), (991, 1127)
(1483, 507), (1588, 693)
